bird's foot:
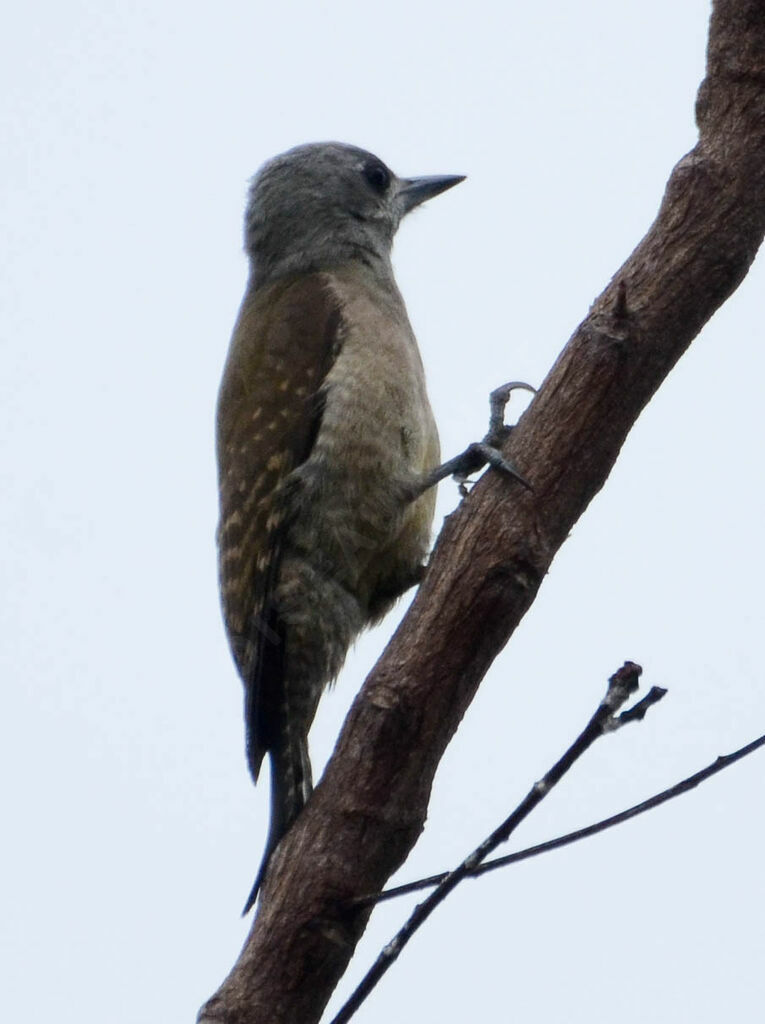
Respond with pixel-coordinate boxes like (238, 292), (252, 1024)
(411, 381), (536, 498)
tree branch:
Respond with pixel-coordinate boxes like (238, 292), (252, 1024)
(352, 728), (765, 908)
(330, 663), (662, 1024)
(199, 4), (765, 1021)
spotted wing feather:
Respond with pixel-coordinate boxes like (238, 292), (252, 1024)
(216, 273), (344, 780)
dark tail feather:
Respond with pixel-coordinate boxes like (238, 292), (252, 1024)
(242, 737), (313, 915)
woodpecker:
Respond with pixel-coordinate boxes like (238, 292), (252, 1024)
(217, 142), (465, 911)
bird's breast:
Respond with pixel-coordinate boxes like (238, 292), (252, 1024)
(284, 270), (439, 604)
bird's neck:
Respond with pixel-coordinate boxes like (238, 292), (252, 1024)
(246, 208), (397, 290)
(250, 241), (395, 292)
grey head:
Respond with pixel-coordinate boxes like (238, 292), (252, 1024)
(245, 142), (464, 285)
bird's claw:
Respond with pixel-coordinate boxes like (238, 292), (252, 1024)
(453, 380), (536, 493)
(463, 440), (531, 492)
(410, 380), (536, 499)
(486, 381), (536, 445)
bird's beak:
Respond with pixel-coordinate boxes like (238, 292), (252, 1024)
(397, 174), (465, 214)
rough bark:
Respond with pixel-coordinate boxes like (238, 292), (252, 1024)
(199, 3), (765, 1021)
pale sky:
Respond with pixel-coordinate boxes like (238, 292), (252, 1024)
(3, 2), (764, 1021)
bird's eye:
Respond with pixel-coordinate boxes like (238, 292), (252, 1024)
(363, 162), (391, 194)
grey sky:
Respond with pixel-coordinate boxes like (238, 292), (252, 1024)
(3, 2), (763, 1021)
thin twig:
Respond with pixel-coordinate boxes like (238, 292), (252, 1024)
(352, 726), (765, 909)
(329, 661), (659, 1024)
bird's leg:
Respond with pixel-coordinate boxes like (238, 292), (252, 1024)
(411, 381), (536, 499)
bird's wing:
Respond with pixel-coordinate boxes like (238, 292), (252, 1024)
(216, 272), (345, 779)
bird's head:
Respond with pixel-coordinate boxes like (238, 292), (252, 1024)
(244, 142), (464, 283)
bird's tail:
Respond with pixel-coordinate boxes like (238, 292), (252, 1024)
(242, 736), (313, 915)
